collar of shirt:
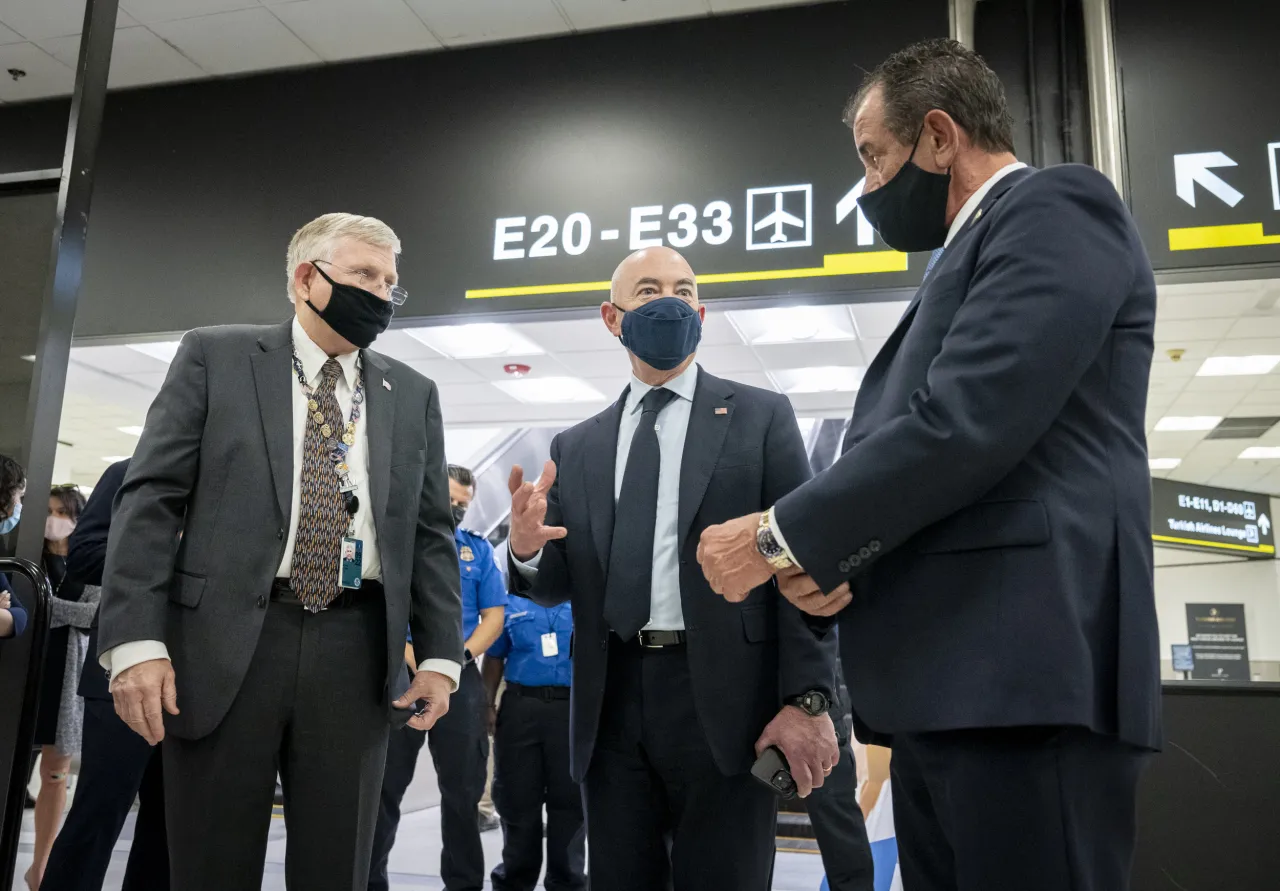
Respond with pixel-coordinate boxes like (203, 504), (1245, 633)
(943, 161), (1028, 248)
(625, 362), (699, 413)
(291, 315), (360, 390)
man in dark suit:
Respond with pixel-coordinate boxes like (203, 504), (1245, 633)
(699, 39), (1160, 891)
(99, 213), (464, 891)
(506, 246), (840, 891)
(40, 458), (170, 891)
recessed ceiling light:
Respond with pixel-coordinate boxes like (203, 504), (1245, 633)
(126, 341), (182, 363)
(1154, 416), (1222, 432)
(725, 306), (857, 345)
(100, 455), (132, 463)
(770, 366), (864, 394)
(1148, 458), (1181, 470)
(118, 426), (145, 437)
(1197, 355), (1280, 376)
(20, 355), (35, 362)
(491, 376), (605, 404)
(1239, 446), (1280, 459)
(404, 324), (544, 359)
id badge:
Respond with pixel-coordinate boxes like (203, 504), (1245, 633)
(340, 537), (363, 589)
(541, 632), (559, 658)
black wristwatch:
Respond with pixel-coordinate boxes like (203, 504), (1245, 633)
(464, 648), (474, 665)
(784, 690), (831, 717)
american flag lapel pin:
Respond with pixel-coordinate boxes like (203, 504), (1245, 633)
(715, 407), (728, 415)
(383, 379), (392, 391)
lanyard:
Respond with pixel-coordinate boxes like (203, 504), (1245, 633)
(544, 603), (568, 637)
(291, 346), (365, 522)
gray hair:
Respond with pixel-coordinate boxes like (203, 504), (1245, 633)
(844, 38), (1016, 154)
(285, 213), (401, 303)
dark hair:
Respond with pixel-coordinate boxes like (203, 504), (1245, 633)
(0, 454), (24, 520)
(49, 484), (87, 526)
(447, 464), (475, 490)
(844, 38), (1016, 154)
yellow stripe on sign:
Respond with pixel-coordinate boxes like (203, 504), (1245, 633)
(1152, 534), (1275, 555)
(1168, 223), (1280, 251)
(464, 250), (908, 299)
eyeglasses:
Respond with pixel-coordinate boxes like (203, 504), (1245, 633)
(313, 259), (408, 306)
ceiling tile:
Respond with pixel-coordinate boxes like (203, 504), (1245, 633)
(373, 329), (449, 362)
(461, 353), (571, 380)
(267, 0), (442, 62)
(404, 0), (569, 47)
(556, 0), (710, 31)
(0, 0), (138, 40)
(120, 371), (170, 389)
(709, 0), (828, 10)
(1180, 375), (1259, 394)
(513, 318), (617, 354)
(402, 358), (485, 385)
(437, 381), (517, 407)
(554, 349), (633, 379)
(1169, 391), (1243, 415)
(1153, 316), (1232, 343)
(120, 0), (259, 24)
(0, 21), (22, 44)
(1156, 290), (1261, 321)
(753, 340), (859, 369)
(1213, 338), (1280, 356)
(40, 26), (204, 88)
(1226, 315), (1280, 340)
(149, 7), (320, 76)
(0, 42), (73, 102)
(732, 371), (777, 392)
(850, 301), (910, 338)
(701, 311), (745, 347)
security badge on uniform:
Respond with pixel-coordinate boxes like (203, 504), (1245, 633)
(459, 545), (474, 563)
(292, 348), (366, 598)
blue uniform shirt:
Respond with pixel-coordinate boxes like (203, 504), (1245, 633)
(486, 594), (573, 688)
(407, 527), (507, 645)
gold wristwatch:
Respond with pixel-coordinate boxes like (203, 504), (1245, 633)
(756, 511), (794, 571)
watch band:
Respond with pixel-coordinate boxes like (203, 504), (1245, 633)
(757, 512), (794, 571)
(784, 690), (830, 717)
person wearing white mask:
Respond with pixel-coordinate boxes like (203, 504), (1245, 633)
(26, 484), (98, 891)
(0, 453), (27, 639)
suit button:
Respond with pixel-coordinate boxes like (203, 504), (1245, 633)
(256, 595), (267, 609)
(859, 547), (872, 560)
(869, 540), (881, 552)
(838, 560), (851, 574)
(277, 529), (284, 540)
(601, 638), (608, 650)
(850, 555), (863, 568)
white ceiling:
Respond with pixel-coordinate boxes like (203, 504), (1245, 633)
(0, 0), (838, 103)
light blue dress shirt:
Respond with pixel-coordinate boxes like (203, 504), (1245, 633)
(516, 363), (699, 631)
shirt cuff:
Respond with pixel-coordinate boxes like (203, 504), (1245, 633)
(104, 640), (171, 682)
(768, 506), (802, 570)
(512, 548), (542, 580)
(417, 658), (461, 692)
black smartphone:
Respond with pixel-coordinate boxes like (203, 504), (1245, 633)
(750, 746), (797, 800)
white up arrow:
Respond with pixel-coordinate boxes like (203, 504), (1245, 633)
(1174, 152), (1244, 208)
(836, 177), (876, 246)
(1260, 513), (1271, 536)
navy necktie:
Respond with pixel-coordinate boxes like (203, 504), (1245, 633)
(923, 247), (945, 280)
(603, 386), (679, 640)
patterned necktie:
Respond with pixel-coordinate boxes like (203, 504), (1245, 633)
(603, 386), (679, 640)
(923, 247), (945, 280)
(291, 358), (348, 612)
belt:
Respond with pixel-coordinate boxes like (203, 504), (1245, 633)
(270, 578), (383, 610)
(634, 629), (686, 649)
(506, 682), (570, 701)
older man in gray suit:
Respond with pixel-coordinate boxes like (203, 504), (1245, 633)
(98, 213), (463, 891)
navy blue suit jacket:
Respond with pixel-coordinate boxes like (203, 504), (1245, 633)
(510, 368), (837, 781)
(68, 459), (130, 701)
(775, 165), (1161, 751)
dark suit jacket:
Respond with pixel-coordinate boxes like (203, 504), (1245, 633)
(67, 459), (129, 702)
(99, 320), (463, 740)
(775, 165), (1161, 751)
(511, 367), (837, 781)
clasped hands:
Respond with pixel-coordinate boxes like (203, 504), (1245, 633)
(696, 513), (852, 617)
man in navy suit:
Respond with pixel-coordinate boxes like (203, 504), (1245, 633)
(699, 39), (1160, 891)
(506, 246), (840, 891)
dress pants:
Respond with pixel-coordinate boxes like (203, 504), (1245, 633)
(40, 698), (169, 891)
(163, 596), (390, 891)
(490, 689), (586, 891)
(584, 639), (778, 891)
(369, 662), (488, 891)
(806, 738), (875, 891)
(890, 726), (1150, 891)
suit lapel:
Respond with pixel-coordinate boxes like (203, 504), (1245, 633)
(677, 369), (734, 548)
(584, 393), (625, 578)
(250, 322), (296, 525)
(362, 350), (395, 539)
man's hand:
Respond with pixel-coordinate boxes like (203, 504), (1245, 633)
(110, 658), (180, 746)
(778, 567), (852, 617)
(697, 512), (774, 601)
(756, 706), (839, 799)
(508, 460), (568, 561)
(486, 703), (498, 737)
(394, 670), (453, 731)
(0, 591), (10, 609)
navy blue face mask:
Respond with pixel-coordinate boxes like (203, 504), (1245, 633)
(615, 297), (703, 371)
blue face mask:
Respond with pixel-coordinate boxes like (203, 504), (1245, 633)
(0, 501), (20, 536)
(616, 297), (703, 371)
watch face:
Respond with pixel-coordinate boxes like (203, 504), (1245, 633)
(757, 525), (782, 559)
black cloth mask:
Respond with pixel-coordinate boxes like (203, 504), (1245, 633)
(451, 504), (468, 527)
(856, 127), (952, 253)
(305, 262), (394, 349)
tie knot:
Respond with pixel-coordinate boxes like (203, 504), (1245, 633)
(321, 359), (343, 386)
(640, 387), (677, 416)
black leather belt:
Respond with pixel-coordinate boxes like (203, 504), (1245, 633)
(635, 629), (686, 649)
(506, 682), (570, 701)
(270, 578), (382, 610)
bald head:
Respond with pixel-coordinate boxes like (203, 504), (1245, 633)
(609, 247), (699, 311)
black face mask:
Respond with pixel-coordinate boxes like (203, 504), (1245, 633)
(306, 262), (394, 349)
(451, 503), (468, 527)
(856, 128), (952, 253)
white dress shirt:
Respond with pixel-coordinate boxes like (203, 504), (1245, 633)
(515, 363), (700, 632)
(769, 161), (1029, 568)
(106, 316), (460, 688)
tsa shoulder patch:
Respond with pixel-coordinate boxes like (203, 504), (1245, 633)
(459, 545), (474, 563)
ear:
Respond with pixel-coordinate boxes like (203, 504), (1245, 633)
(601, 301), (624, 337)
(697, 304), (706, 323)
(292, 262), (317, 305)
(922, 108), (962, 171)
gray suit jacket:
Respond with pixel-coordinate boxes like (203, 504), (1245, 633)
(99, 319), (463, 740)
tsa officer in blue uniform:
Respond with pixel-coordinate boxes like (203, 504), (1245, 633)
(483, 595), (585, 891)
(369, 465), (507, 891)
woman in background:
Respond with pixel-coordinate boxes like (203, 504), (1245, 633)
(0, 454), (27, 638)
(26, 484), (96, 891)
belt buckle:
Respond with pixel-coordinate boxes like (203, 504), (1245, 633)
(638, 631), (662, 649)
